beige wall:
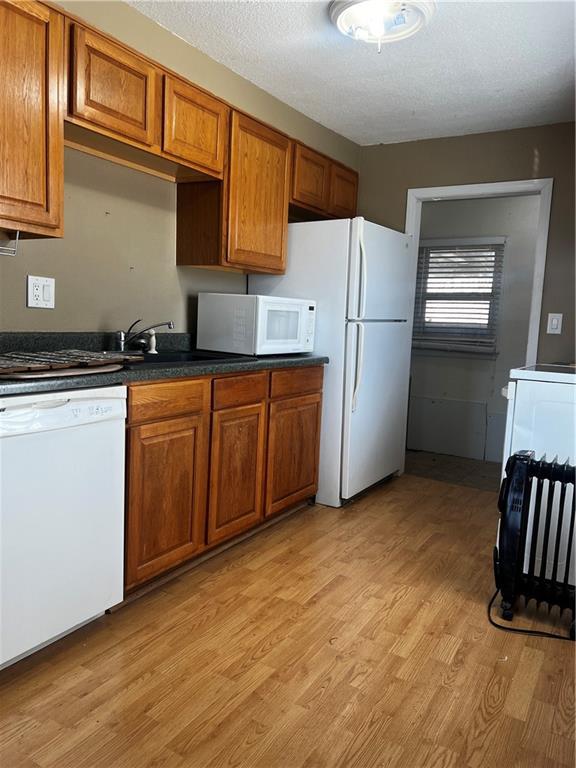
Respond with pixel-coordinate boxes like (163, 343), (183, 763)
(357, 122), (575, 364)
(56, 1), (359, 168)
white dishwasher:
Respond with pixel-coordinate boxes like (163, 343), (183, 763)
(0, 386), (126, 668)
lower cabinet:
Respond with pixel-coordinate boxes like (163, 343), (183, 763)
(125, 413), (209, 590)
(125, 366), (323, 591)
(207, 402), (266, 545)
(265, 392), (322, 518)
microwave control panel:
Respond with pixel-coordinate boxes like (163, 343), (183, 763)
(305, 306), (316, 348)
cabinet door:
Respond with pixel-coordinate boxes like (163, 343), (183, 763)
(227, 112), (290, 272)
(71, 25), (159, 146)
(0, 1), (63, 234)
(126, 414), (209, 589)
(163, 75), (229, 175)
(291, 143), (331, 212)
(207, 403), (266, 545)
(329, 163), (358, 218)
(266, 393), (322, 517)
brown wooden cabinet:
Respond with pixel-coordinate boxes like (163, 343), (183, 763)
(70, 24), (161, 148)
(266, 393), (322, 518)
(177, 111), (291, 272)
(207, 402), (266, 545)
(163, 75), (229, 175)
(291, 143), (331, 213)
(329, 163), (359, 218)
(0, 0), (64, 236)
(0, 4), (358, 248)
(125, 366), (324, 590)
(208, 372), (268, 544)
(226, 112), (291, 272)
(266, 366), (323, 519)
(126, 413), (209, 590)
(290, 141), (358, 220)
(125, 379), (210, 590)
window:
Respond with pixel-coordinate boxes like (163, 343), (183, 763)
(413, 238), (505, 353)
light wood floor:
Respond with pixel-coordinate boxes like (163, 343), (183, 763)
(1, 474), (574, 768)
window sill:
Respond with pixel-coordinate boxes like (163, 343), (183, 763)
(412, 342), (498, 360)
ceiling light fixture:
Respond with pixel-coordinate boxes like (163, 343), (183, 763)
(330, 0), (436, 52)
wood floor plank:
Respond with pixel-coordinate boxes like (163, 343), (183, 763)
(504, 646), (546, 721)
(0, 472), (573, 768)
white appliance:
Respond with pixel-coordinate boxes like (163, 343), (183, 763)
(250, 217), (416, 507)
(502, 365), (576, 467)
(501, 365), (575, 583)
(0, 386), (126, 668)
(196, 293), (316, 356)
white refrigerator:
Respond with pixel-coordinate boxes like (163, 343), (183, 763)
(249, 217), (416, 507)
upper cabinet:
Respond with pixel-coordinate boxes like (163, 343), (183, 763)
(177, 111), (291, 273)
(227, 112), (291, 272)
(329, 162), (359, 218)
(163, 75), (229, 175)
(291, 143), (331, 212)
(70, 25), (161, 148)
(68, 23), (230, 179)
(0, 4), (357, 258)
(290, 142), (358, 220)
(0, 0), (64, 236)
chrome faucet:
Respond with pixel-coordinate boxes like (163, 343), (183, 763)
(117, 319), (174, 354)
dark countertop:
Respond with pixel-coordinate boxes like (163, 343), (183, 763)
(0, 354), (329, 398)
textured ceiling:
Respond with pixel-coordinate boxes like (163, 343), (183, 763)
(128, 0), (575, 145)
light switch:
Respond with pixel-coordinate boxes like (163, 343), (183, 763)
(27, 275), (55, 309)
(546, 313), (563, 334)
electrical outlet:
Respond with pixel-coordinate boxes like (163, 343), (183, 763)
(27, 275), (55, 309)
(546, 313), (563, 335)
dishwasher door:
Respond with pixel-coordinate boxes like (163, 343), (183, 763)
(0, 386), (126, 667)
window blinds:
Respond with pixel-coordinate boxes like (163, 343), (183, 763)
(413, 242), (505, 353)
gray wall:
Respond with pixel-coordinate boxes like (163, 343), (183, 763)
(358, 122), (575, 364)
(407, 196), (540, 462)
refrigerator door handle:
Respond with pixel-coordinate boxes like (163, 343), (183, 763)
(359, 220), (368, 319)
(351, 322), (365, 412)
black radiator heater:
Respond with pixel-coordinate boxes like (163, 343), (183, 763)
(493, 451), (575, 640)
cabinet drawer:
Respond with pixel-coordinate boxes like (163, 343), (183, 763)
(270, 366), (324, 399)
(128, 379), (210, 424)
(213, 372), (268, 410)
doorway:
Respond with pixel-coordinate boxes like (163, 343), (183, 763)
(403, 179), (553, 487)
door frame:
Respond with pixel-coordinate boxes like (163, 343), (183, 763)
(405, 178), (553, 366)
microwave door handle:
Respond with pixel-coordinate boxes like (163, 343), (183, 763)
(351, 323), (365, 412)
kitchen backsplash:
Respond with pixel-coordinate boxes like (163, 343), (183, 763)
(0, 332), (192, 354)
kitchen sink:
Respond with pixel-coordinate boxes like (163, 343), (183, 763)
(122, 350), (252, 368)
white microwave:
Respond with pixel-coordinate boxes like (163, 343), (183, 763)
(197, 294), (316, 356)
